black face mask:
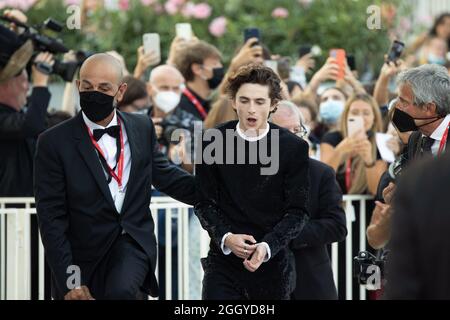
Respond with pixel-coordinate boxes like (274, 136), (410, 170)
(392, 107), (441, 132)
(207, 67), (224, 89)
(79, 90), (117, 122)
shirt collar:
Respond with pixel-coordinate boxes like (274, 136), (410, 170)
(236, 121), (270, 142)
(82, 110), (118, 131)
(430, 114), (450, 141)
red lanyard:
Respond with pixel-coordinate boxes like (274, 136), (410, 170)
(438, 125), (450, 156)
(183, 88), (208, 120)
(86, 118), (125, 190)
(345, 158), (352, 192)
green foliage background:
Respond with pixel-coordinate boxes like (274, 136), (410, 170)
(10, 0), (411, 77)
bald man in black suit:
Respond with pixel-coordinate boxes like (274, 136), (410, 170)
(34, 53), (196, 300)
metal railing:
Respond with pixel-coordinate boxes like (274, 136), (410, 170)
(0, 195), (373, 300)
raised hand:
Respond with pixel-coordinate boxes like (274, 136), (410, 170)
(295, 52), (316, 74)
(134, 46), (160, 79)
(230, 37), (264, 71)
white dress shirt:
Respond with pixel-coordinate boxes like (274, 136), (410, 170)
(429, 114), (450, 156)
(82, 111), (132, 213)
(219, 122), (272, 262)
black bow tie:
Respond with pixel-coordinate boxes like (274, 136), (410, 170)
(93, 125), (120, 141)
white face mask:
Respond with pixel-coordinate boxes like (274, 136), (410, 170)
(153, 90), (181, 114)
(132, 108), (150, 115)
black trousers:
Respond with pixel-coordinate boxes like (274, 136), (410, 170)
(89, 233), (150, 300)
(201, 251), (295, 300)
(202, 261), (248, 300)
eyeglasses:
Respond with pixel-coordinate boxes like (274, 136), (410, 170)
(294, 124), (308, 138)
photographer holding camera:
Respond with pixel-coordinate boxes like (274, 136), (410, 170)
(0, 20), (54, 197)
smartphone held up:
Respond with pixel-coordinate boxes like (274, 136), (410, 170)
(330, 48), (346, 80)
(347, 116), (365, 139)
(143, 33), (161, 64)
(243, 27), (261, 46)
(176, 23), (193, 40)
(387, 40), (405, 63)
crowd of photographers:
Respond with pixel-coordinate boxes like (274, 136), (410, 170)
(1, 7), (450, 300)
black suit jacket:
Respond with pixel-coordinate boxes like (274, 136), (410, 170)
(291, 159), (347, 300)
(34, 111), (196, 298)
(0, 87), (50, 196)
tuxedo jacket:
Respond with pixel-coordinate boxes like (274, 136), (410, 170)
(34, 111), (196, 298)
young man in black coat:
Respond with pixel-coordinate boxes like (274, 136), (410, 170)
(194, 64), (310, 299)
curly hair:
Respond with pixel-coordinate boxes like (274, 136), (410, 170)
(225, 63), (282, 106)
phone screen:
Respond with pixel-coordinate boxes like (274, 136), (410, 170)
(176, 23), (192, 40)
(298, 45), (312, 57)
(347, 55), (356, 71)
(387, 40), (405, 62)
(243, 28), (261, 44)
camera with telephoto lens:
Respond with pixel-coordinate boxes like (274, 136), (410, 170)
(0, 15), (92, 82)
(353, 250), (389, 289)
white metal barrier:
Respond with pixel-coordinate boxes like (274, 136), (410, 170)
(341, 194), (374, 300)
(0, 195), (373, 300)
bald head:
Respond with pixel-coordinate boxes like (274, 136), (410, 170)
(271, 100), (303, 134)
(80, 53), (124, 84)
(149, 64), (184, 85)
(78, 53), (128, 106)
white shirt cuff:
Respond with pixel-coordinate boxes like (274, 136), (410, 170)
(221, 232), (232, 255)
(259, 242), (271, 262)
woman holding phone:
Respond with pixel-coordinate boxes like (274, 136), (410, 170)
(320, 93), (386, 195)
(320, 93), (386, 300)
